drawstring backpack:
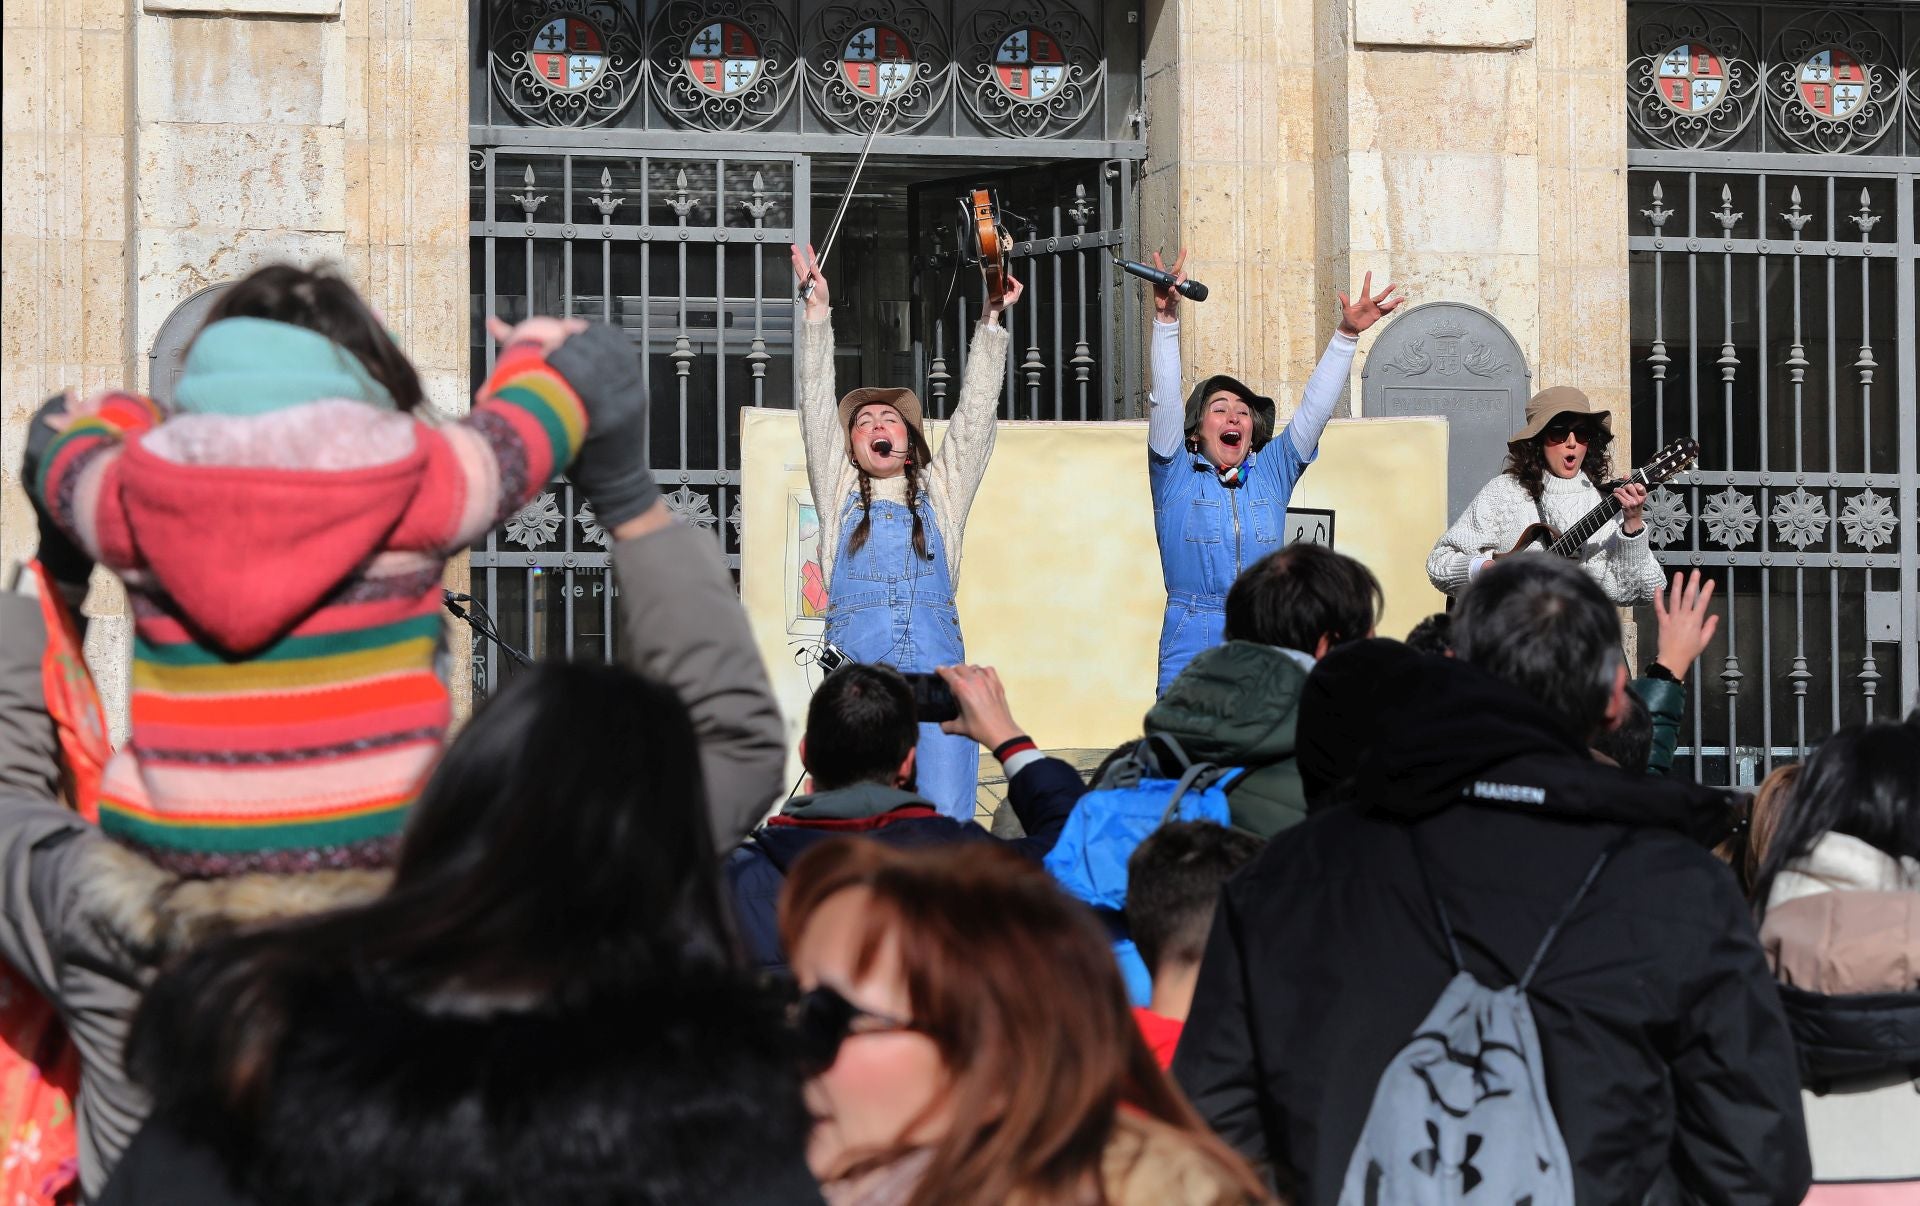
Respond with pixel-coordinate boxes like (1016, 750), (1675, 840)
(1338, 830), (1631, 1206)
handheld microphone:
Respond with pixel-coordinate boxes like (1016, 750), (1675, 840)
(1113, 257), (1209, 302)
(871, 438), (895, 458)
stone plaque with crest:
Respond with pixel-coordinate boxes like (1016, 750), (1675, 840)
(1360, 301), (1530, 521)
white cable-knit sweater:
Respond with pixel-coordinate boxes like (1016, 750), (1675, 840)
(797, 314), (1011, 588)
(1426, 471), (1667, 604)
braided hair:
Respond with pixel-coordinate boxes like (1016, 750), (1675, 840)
(846, 422), (934, 560)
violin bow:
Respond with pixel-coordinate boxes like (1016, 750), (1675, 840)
(801, 75), (904, 299)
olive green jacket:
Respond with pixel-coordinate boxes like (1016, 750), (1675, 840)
(1632, 674), (1687, 777)
(1144, 641), (1311, 839)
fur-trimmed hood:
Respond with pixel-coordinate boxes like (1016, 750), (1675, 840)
(123, 961), (822, 1205)
(76, 838), (389, 967)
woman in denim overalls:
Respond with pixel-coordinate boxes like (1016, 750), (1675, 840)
(1143, 250), (1402, 696)
(791, 246), (1020, 821)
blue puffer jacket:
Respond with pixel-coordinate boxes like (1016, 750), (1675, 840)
(726, 759), (1088, 973)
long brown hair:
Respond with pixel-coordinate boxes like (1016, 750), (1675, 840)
(779, 840), (1270, 1206)
(846, 419), (934, 561)
(1504, 428), (1613, 502)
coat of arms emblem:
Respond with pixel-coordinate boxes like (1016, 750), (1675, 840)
(685, 20), (763, 96)
(1654, 43), (1727, 114)
(992, 27), (1066, 102)
(1797, 48), (1869, 120)
(840, 25), (916, 99)
(529, 15), (607, 94)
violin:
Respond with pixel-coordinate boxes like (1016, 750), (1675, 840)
(965, 188), (1012, 308)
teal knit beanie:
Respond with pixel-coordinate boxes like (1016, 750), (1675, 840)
(173, 317), (397, 415)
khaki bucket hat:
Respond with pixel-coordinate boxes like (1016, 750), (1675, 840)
(837, 386), (925, 438)
(1509, 385), (1614, 444)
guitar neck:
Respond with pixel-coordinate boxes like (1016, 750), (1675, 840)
(1549, 469), (1647, 557)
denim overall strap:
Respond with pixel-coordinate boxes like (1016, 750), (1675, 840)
(824, 490), (977, 821)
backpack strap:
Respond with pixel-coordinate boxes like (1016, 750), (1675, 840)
(1158, 760), (1232, 825)
(1517, 831), (1634, 992)
(1410, 828), (1634, 987)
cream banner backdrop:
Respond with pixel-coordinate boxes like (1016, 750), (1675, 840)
(740, 411), (1449, 802)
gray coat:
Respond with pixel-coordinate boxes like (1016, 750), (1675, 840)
(0, 519), (785, 1199)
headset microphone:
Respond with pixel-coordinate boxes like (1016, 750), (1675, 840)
(871, 438), (894, 458)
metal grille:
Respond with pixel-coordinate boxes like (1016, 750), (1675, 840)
(467, 5), (1147, 701)
(466, 147), (809, 695)
(910, 160), (1138, 423)
(1627, 4), (1919, 785)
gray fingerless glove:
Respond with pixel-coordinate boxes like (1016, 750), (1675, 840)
(547, 322), (660, 529)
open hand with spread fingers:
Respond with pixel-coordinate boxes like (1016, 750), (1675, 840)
(1337, 272), (1403, 337)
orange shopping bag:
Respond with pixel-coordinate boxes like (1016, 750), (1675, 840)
(0, 563), (111, 1203)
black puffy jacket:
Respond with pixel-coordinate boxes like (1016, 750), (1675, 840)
(1173, 654), (1811, 1205)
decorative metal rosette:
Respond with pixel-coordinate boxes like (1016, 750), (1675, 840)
(1769, 486), (1830, 551)
(803, 2), (952, 134)
(489, 0), (645, 129)
(648, 0), (799, 132)
(1701, 487), (1760, 548)
(1643, 485), (1691, 547)
(957, 3), (1102, 138)
(1764, 10), (1900, 154)
(504, 492), (564, 548)
(1626, 5), (1759, 150)
(1839, 490), (1896, 551)
(666, 484), (719, 530)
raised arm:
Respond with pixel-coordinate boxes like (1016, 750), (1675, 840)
(1281, 273), (1400, 460)
(791, 244), (848, 516)
(926, 276), (1019, 529)
(1147, 250), (1187, 461)
(25, 391), (167, 574)
(608, 503), (785, 849)
(393, 316), (591, 553)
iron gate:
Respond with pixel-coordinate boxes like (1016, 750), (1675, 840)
(909, 160), (1139, 423)
(1626, 3), (1919, 785)
(466, 148), (809, 694)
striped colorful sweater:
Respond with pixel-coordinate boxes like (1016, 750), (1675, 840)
(31, 341), (587, 877)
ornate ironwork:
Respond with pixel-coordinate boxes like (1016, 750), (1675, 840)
(1643, 485), (1690, 547)
(1626, 6), (1759, 150)
(803, 2), (952, 134)
(648, 0), (799, 132)
(489, 0), (645, 129)
(1769, 487), (1830, 550)
(1839, 490), (1896, 550)
(576, 501), (611, 548)
(1700, 487), (1759, 547)
(958, 3), (1103, 138)
(666, 484), (718, 530)
(1763, 10), (1900, 154)
(504, 492), (563, 548)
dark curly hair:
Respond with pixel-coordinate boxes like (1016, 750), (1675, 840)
(1505, 427), (1614, 502)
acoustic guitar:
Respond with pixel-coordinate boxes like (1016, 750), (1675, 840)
(1492, 436), (1699, 559)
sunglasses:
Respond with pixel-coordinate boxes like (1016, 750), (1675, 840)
(789, 983), (923, 1073)
(1542, 420), (1597, 446)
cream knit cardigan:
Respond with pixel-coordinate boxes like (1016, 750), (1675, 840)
(797, 313), (1011, 589)
(1426, 471), (1668, 604)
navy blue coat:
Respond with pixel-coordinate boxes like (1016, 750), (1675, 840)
(726, 757), (1088, 972)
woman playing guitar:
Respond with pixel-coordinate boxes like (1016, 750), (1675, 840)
(1426, 386), (1667, 604)
(789, 243), (1021, 822)
(1144, 250), (1401, 696)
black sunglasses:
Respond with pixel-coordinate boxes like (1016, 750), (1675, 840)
(789, 984), (922, 1073)
(1542, 420), (1598, 445)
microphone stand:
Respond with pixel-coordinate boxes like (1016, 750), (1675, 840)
(443, 590), (532, 668)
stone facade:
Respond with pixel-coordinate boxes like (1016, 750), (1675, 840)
(1, 0), (471, 732)
(1141, 0), (1628, 440)
(5, 0), (1631, 725)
